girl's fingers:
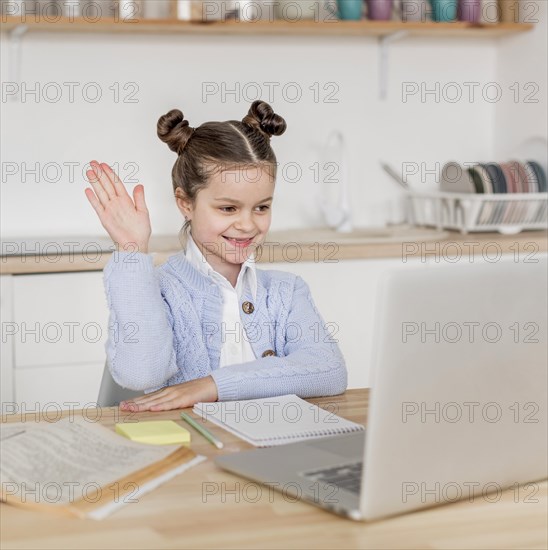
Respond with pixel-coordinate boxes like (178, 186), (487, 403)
(120, 397), (152, 408)
(103, 163), (130, 198)
(91, 161), (117, 199)
(119, 384), (191, 411)
(134, 393), (175, 408)
(123, 401), (146, 413)
(129, 391), (158, 402)
(150, 399), (180, 412)
(121, 398), (177, 412)
(84, 188), (104, 215)
(133, 185), (148, 213)
(86, 169), (111, 208)
(123, 389), (171, 406)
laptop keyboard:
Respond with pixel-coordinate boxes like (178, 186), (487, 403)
(300, 461), (363, 495)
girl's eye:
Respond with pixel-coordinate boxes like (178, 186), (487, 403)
(219, 205), (270, 213)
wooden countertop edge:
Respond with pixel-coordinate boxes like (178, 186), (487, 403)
(1, 231), (547, 275)
(0, 388), (368, 424)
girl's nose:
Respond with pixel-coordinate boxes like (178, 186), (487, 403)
(234, 210), (256, 232)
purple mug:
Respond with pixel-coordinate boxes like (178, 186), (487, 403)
(457, 0), (481, 22)
(367, 0), (393, 20)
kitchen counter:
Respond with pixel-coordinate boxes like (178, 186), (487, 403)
(1, 227), (547, 275)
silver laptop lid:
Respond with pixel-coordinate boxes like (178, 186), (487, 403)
(361, 255), (548, 520)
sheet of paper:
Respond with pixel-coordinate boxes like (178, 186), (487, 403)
(0, 417), (185, 505)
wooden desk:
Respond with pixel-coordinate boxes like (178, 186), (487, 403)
(1, 389), (546, 550)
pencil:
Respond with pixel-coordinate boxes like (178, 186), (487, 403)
(180, 412), (224, 449)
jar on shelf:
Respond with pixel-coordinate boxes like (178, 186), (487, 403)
(479, 0), (500, 23)
(79, 0), (117, 19)
(176, 1), (236, 21)
(5, 0), (37, 15)
(142, 0), (171, 18)
(32, 0), (61, 18)
(275, 0), (321, 21)
(118, 0), (144, 20)
(498, 0), (520, 22)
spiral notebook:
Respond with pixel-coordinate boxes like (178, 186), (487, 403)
(193, 394), (364, 447)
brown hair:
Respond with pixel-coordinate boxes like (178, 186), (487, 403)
(157, 100), (287, 251)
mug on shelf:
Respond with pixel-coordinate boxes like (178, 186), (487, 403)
(337, 0), (364, 20)
(367, 0), (393, 20)
(457, 0), (481, 21)
(429, 0), (457, 21)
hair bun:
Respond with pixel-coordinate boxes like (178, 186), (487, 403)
(157, 109), (194, 155)
(242, 100), (287, 139)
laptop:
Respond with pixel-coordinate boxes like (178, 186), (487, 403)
(215, 255), (548, 520)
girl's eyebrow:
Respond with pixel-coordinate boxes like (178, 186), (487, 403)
(213, 196), (273, 204)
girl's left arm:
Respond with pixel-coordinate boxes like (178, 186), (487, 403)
(210, 275), (348, 401)
(121, 276), (347, 411)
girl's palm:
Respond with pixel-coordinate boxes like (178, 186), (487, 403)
(84, 160), (151, 253)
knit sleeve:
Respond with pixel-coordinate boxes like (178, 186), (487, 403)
(210, 275), (348, 401)
(103, 251), (179, 391)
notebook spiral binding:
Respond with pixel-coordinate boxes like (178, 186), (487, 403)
(263, 424), (364, 442)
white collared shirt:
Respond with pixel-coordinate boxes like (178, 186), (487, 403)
(185, 234), (257, 368)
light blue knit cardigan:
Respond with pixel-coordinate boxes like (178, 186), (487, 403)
(103, 250), (347, 401)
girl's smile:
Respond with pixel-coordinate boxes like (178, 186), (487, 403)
(222, 235), (256, 247)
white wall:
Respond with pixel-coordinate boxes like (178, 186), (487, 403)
(0, 9), (545, 239)
(494, 0), (547, 158)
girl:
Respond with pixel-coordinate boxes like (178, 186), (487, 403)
(85, 100), (347, 412)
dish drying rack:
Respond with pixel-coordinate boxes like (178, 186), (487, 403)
(406, 192), (548, 235)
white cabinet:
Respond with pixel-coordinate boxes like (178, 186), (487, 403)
(4, 250), (529, 406)
(1, 275), (14, 404)
(10, 271), (109, 408)
(13, 272), (108, 367)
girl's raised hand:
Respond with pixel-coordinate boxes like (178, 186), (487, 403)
(84, 160), (151, 253)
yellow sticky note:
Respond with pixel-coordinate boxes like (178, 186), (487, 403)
(115, 420), (191, 445)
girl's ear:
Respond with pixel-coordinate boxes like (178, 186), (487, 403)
(175, 188), (193, 219)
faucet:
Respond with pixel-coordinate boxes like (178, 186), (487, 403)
(317, 130), (353, 233)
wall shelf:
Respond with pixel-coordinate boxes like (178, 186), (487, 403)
(0, 17), (534, 37)
(0, 16), (535, 101)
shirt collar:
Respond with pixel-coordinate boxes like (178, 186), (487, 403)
(185, 233), (257, 301)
